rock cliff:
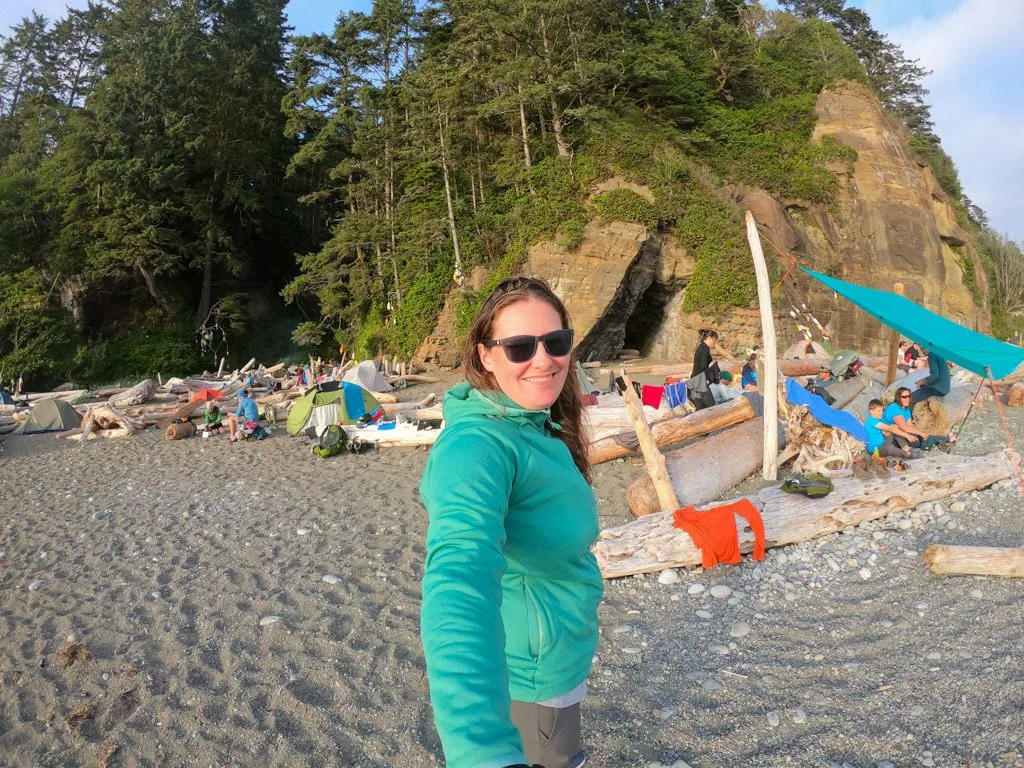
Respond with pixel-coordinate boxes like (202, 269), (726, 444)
(418, 80), (990, 367)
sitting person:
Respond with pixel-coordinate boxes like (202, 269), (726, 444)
(741, 354), (758, 391)
(228, 389), (261, 442)
(203, 403), (224, 434)
(883, 387), (954, 451)
(865, 399), (921, 459)
(910, 351), (952, 406)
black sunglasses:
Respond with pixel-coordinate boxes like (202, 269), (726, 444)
(898, 393), (911, 399)
(483, 329), (574, 363)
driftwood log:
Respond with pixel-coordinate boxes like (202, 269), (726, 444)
(598, 450), (1014, 578)
(588, 396), (756, 465)
(627, 417), (786, 517)
(621, 373), (679, 511)
(165, 422), (196, 440)
(109, 379), (157, 407)
(1007, 383), (1024, 407)
(922, 544), (1024, 577)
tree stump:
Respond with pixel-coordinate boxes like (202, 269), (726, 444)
(165, 422), (196, 440)
(1007, 382), (1024, 408)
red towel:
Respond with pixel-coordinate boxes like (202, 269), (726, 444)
(640, 384), (664, 409)
(580, 393), (598, 407)
(672, 499), (766, 569)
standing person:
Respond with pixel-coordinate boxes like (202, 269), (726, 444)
(420, 277), (602, 768)
(228, 389), (259, 442)
(910, 351), (952, 405)
(692, 328), (720, 384)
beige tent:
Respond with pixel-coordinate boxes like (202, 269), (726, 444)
(15, 399), (82, 434)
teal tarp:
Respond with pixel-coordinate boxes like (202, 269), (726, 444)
(803, 268), (1024, 380)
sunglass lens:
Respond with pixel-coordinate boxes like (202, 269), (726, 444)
(542, 330), (573, 357)
(502, 336), (537, 363)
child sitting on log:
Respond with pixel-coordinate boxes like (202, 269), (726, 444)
(866, 399), (922, 459)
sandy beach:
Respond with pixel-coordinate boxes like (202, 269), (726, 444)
(1, 379), (1023, 768)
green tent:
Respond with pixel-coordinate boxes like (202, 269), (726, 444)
(15, 399), (82, 434)
(286, 381), (383, 436)
(803, 268), (1024, 380)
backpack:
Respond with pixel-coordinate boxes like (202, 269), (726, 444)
(312, 424), (347, 458)
(781, 473), (834, 498)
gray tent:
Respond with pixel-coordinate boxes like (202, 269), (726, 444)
(343, 360), (394, 393)
(15, 399), (82, 434)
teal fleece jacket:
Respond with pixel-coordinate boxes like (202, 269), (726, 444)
(420, 382), (603, 768)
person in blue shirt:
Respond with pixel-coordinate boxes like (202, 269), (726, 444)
(865, 399), (921, 458)
(741, 353), (758, 391)
(883, 387), (954, 451)
(228, 389), (260, 442)
(910, 351), (952, 406)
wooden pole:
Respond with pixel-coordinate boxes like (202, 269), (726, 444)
(886, 283), (905, 385)
(923, 544), (1024, 577)
(745, 210), (778, 481)
(620, 372), (679, 512)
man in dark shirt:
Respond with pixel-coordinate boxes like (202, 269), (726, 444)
(910, 352), (951, 406)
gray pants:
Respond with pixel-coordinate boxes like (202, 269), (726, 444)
(510, 700), (584, 768)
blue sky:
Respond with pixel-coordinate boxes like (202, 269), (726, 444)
(3, 0), (1021, 241)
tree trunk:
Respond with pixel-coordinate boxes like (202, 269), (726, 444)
(588, 396), (756, 465)
(135, 262), (171, 315)
(922, 544), (1024, 577)
(109, 379), (157, 407)
(518, 86), (533, 171)
(627, 417), (785, 517)
(598, 450), (1015, 578)
(550, 94), (570, 158)
(194, 231), (214, 332)
(437, 102), (463, 278)
(165, 421), (196, 440)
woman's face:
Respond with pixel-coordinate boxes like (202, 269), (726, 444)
(478, 297), (571, 411)
(706, 335), (717, 349)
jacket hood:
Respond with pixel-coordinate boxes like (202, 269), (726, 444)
(442, 381), (553, 431)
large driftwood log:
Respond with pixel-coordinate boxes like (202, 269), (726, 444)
(922, 544), (1024, 577)
(23, 389), (88, 403)
(627, 417), (785, 517)
(598, 450), (1014, 578)
(588, 396), (756, 465)
(381, 394), (438, 418)
(746, 210), (779, 481)
(913, 385), (989, 436)
(109, 379), (157, 407)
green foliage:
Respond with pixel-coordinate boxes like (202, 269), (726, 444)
(677, 188), (757, 313)
(911, 136), (963, 201)
(591, 189), (657, 228)
(697, 96), (857, 202)
(0, 269), (75, 386)
(387, 265), (451, 359)
(955, 252), (983, 307)
(73, 325), (200, 385)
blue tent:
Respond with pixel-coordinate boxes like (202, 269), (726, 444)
(802, 268), (1024, 380)
(0, 390), (14, 405)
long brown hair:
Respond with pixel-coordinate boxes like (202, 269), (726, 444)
(463, 276), (591, 483)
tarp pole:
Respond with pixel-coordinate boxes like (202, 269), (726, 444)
(949, 377), (986, 443)
(746, 210), (779, 481)
(885, 283), (904, 386)
(986, 366), (1024, 501)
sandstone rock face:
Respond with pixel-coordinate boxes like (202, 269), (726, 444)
(747, 80), (990, 355)
(522, 220), (697, 362)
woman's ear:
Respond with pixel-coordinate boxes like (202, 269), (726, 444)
(478, 342), (496, 373)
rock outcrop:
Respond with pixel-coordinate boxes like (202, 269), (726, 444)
(738, 80), (989, 354)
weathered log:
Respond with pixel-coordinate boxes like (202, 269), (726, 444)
(23, 389), (88, 403)
(588, 396), (756, 465)
(627, 417), (785, 517)
(912, 385), (989, 436)
(165, 422), (196, 440)
(109, 379), (157, 407)
(746, 210), (779, 481)
(598, 450), (1014, 578)
(1007, 382), (1024, 408)
(586, 404), (673, 442)
(922, 544), (1024, 577)
(381, 394), (438, 418)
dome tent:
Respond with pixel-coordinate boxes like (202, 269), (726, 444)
(286, 381), (383, 436)
(15, 399), (82, 434)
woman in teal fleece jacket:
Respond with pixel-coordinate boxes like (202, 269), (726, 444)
(420, 277), (603, 768)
